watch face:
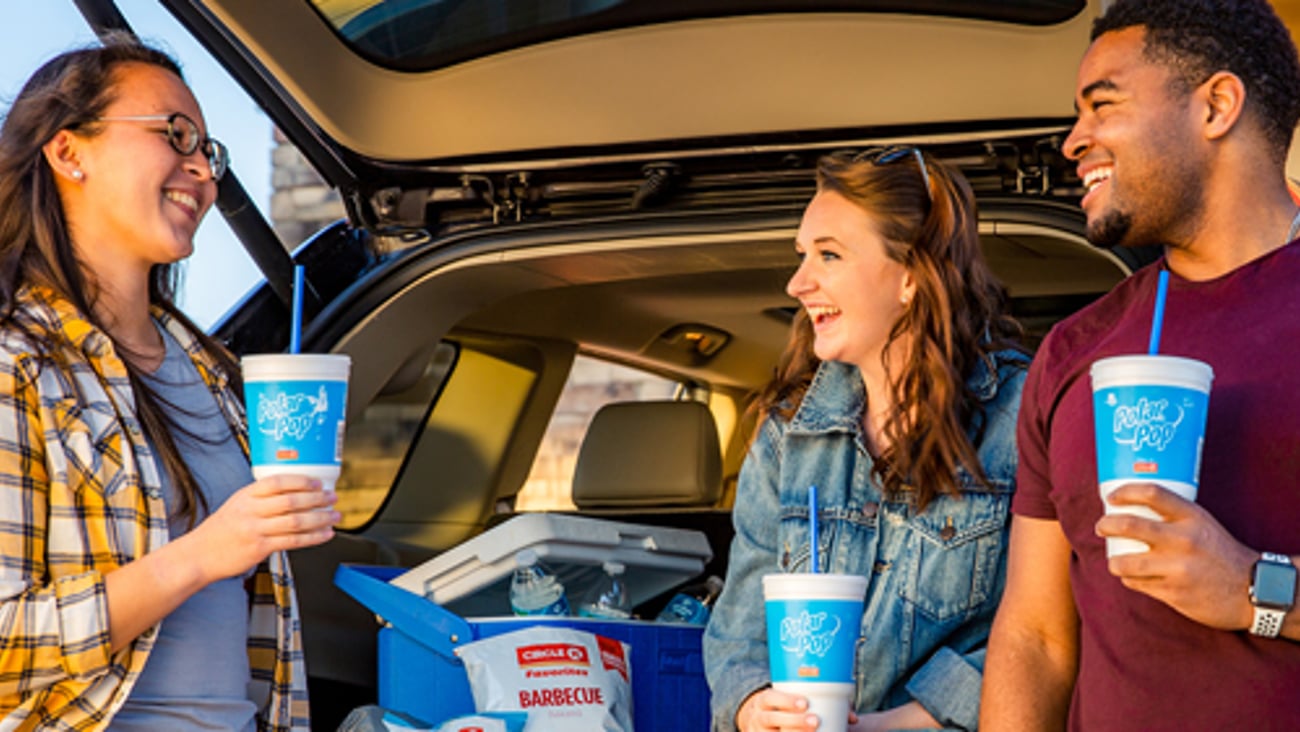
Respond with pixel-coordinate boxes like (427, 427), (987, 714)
(1253, 560), (1298, 610)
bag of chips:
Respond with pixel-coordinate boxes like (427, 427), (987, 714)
(455, 626), (634, 731)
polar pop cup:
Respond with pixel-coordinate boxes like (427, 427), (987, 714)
(1091, 354), (1212, 557)
(763, 573), (867, 732)
(243, 354), (351, 490)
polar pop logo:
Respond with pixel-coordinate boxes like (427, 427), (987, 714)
(779, 610), (841, 658)
(1108, 395), (1184, 451)
(256, 386), (330, 441)
(517, 643), (590, 668)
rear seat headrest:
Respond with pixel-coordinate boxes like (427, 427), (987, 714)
(572, 400), (722, 508)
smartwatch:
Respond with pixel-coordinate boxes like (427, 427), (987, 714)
(1248, 552), (1296, 638)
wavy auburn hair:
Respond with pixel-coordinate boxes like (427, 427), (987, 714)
(754, 150), (1024, 511)
(0, 35), (239, 525)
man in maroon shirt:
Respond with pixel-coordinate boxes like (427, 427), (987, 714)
(981, 1), (1300, 730)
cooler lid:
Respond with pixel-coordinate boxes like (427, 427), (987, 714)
(390, 514), (713, 617)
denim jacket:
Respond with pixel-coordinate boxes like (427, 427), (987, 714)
(704, 351), (1027, 731)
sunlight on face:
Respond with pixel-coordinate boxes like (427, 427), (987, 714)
(788, 190), (913, 375)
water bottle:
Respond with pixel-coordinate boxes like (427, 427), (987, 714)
(509, 549), (570, 616)
(577, 561), (632, 619)
(656, 575), (724, 625)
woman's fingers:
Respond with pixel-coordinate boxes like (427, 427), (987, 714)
(243, 475), (339, 517)
(260, 505), (341, 537)
(247, 473), (328, 497)
(269, 490), (338, 523)
(741, 689), (818, 731)
(264, 522), (336, 551)
(190, 474), (340, 581)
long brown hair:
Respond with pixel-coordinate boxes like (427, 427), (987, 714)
(754, 150), (1024, 511)
(0, 35), (241, 525)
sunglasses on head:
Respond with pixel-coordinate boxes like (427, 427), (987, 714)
(852, 145), (932, 202)
(92, 111), (229, 181)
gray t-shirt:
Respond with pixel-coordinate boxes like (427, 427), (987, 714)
(112, 326), (258, 732)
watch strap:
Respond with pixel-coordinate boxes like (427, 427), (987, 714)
(1251, 606), (1286, 637)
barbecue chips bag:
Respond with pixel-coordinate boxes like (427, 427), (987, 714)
(455, 627), (634, 731)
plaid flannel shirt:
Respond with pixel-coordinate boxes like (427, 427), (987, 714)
(0, 286), (310, 731)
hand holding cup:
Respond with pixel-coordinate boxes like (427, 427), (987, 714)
(763, 573), (867, 732)
(1096, 481), (1259, 630)
(187, 474), (339, 583)
(1091, 354), (1212, 557)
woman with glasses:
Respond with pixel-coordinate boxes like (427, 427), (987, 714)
(0, 37), (333, 730)
(704, 149), (1028, 732)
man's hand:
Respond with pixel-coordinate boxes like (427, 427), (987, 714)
(1096, 482), (1257, 630)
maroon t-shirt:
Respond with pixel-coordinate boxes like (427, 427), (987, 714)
(1014, 242), (1300, 731)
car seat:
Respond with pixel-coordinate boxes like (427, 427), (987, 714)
(571, 400), (723, 509)
(570, 400), (733, 597)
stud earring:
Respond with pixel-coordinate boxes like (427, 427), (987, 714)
(71, 170), (84, 181)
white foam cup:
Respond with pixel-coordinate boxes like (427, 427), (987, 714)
(242, 354), (351, 491)
(763, 573), (867, 732)
(1091, 355), (1212, 557)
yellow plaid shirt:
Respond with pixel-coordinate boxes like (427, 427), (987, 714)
(0, 286), (310, 731)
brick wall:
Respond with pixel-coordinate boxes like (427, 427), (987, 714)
(270, 127), (346, 248)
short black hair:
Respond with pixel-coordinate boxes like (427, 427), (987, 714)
(1094, 0), (1300, 159)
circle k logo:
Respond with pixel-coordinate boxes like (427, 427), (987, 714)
(517, 642), (591, 667)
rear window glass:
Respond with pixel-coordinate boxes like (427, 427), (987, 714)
(307, 0), (1085, 71)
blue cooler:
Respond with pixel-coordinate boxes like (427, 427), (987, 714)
(334, 564), (711, 731)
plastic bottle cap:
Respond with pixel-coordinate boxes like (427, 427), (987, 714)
(516, 549), (539, 567)
(602, 561), (626, 575)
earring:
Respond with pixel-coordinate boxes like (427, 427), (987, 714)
(71, 170), (84, 181)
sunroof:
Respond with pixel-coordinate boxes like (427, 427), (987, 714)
(307, 0), (1086, 72)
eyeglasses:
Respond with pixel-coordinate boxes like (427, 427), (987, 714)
(853, 145), (932, 202)
(94, 112), (229, 181)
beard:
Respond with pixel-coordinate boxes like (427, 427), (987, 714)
(1086, 208), (1133, 249)
(1085, 177), (1201, 251)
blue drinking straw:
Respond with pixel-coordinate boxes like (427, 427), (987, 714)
(289, 265), (304, 354)
(808, 486), (819, 573)
(1147, 269), (1169, 355)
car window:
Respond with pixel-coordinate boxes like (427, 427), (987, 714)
(515, 355), (680, 511)
(335, 341), (458, 528)
(307, 0), (1085, 71)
